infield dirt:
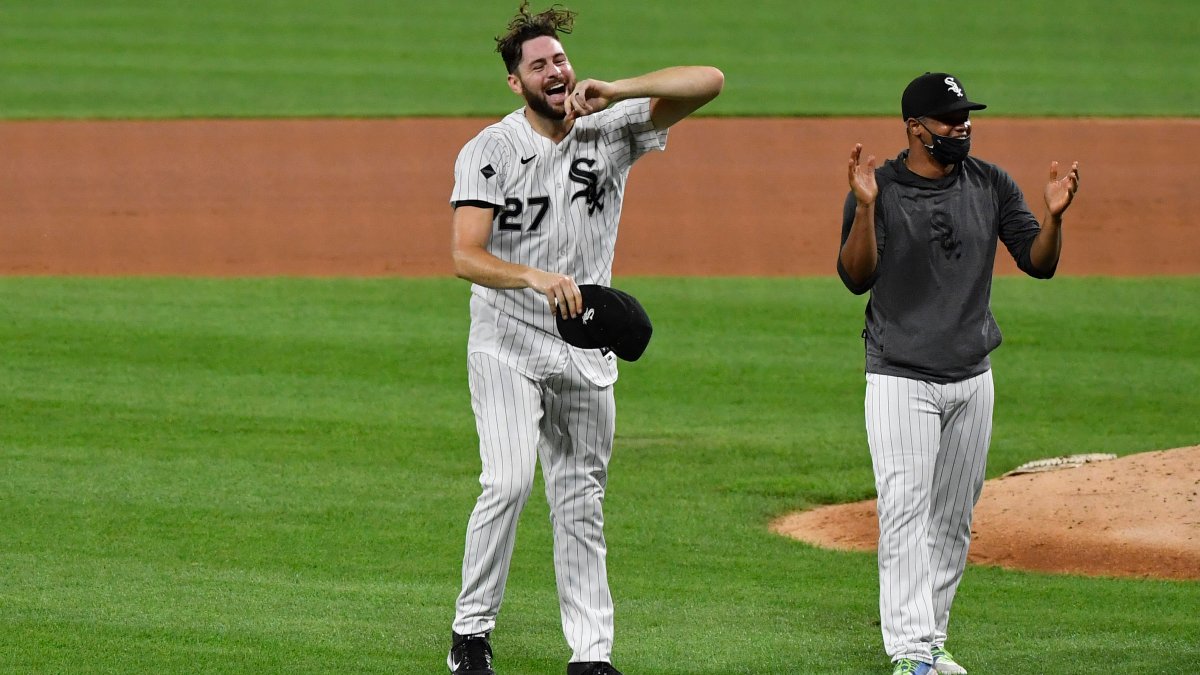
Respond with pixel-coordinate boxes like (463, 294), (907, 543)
(2, 117), (1196, 579)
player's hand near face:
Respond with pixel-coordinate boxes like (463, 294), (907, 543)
(849, 143), (878, 205)
(562, 67), (723, 128)
(565, 78), (615, 120)
(526, 269), (583, 319)
(1044, 160), (1080, 217)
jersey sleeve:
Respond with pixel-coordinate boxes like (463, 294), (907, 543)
(450, 131), (510, 209)
(993, 166), (1053, 278)
(599, 98), (668, 169)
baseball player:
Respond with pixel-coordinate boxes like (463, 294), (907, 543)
(446, 3), (723, 674)
(838, 72), (1080, 675)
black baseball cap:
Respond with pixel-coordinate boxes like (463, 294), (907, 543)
(901, 72), (987, 120)
(555, 285), (653, 362)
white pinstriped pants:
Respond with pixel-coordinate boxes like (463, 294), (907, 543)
(865, 370), (994, 663)
(454, 353), (617, 664)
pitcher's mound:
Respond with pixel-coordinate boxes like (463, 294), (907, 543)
(770, 446), (1200, 580)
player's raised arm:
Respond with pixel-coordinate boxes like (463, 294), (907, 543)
(565, 66), (724, 129)
(1027, 160), (1081, 274)
(839, 144), (879, 287)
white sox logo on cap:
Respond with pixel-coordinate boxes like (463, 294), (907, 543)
(556, 284), (653, 361)
(901, 72), (986, 120)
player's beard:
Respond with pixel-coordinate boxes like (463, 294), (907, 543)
(525, 91), (563, 120)
(521, 76), (572, 121)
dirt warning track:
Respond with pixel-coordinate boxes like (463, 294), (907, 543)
(2, 117), (1196, 277)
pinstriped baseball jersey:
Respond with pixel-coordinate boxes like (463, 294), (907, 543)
(450, 97), (667, 386)
(450, 96), (669, 665)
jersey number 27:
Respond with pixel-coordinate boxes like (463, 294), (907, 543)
(497, 196), (549, 232)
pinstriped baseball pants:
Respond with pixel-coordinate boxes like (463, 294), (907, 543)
(865, 370), (994, 663)
(453, 353), (617, 664)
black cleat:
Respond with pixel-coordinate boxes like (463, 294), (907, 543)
(567, 662), (623, 675)
(447, 631), (495, 674)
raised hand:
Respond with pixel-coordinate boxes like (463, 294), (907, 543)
(849, 144), (878, 205)
(564, 78), (614, 120)
(1045, 160), (1081, 217)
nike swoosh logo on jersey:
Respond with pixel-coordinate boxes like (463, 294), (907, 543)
(520, 155), (536, 164)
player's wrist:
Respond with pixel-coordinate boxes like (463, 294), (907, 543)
(603, 78), (632, 104)
(517, 266), (545, 290)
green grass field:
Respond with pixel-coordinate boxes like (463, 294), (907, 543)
(2, 0), (1197, 118)
(3, 0), (1198, 672)
(2, 277), (1197, 673)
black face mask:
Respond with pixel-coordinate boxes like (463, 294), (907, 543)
(920, 121), (971, 165)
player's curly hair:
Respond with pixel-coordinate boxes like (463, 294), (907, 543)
(495, 2), (576, 74)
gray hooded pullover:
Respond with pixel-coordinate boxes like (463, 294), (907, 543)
(838, 149), (1054, 383)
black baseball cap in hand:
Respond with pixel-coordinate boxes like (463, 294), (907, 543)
(555, 285), (653, 362)
(901, 72), (987, 120)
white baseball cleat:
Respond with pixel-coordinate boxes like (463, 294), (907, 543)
(931, 645), (967, 674)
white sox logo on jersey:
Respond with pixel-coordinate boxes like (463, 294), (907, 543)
(944, 77), (964, 97)
(569, 158), (605, 215)
(929, 212), (963, 260)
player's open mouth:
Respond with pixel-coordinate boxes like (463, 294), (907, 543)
(546, 83), (567, 105)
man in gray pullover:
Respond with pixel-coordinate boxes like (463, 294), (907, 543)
(838, 72), (1081, 675)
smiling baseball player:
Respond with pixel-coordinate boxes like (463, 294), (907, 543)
(446, 3), (723, 674)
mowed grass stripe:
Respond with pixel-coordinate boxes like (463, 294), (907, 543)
(1, 0), (1197, 117)
(1, 276), (1197, 672)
